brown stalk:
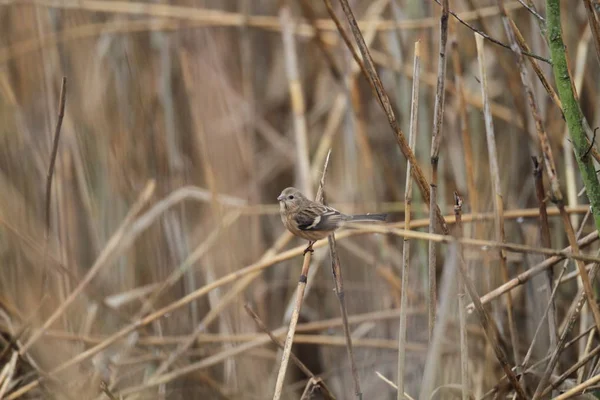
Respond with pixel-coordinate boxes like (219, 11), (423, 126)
(427, 0), (449, 340)
(397, 39), (420, 400)
(454, 193), (469, 400)
(475, 32), (521, 376)
(272, 150), (332, 400)
(532, 157), (558, 349)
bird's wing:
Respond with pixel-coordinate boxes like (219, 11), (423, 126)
(295, 204), (347, 231)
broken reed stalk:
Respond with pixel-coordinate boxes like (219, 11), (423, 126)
(475, 32), (520, 372)
(454, 193), (469, 400)
(397, 39), (420, 400)
(272, 150), (332, 400)
(428, 0), (448, 341)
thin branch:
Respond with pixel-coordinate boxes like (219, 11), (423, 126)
(45, 77), (67, 233)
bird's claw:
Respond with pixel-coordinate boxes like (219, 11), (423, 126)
(303, 242), (315, 255)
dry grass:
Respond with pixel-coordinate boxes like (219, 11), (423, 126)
(1, 0), (600, 399)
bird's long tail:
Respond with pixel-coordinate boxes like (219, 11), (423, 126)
(348, 213), (388, 223)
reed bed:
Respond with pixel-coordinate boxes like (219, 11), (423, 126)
(1, 1), (600, 399)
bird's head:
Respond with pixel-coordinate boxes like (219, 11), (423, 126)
(277, 187), (305, 213)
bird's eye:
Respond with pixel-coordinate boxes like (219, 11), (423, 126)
(288, 195), (294, 200)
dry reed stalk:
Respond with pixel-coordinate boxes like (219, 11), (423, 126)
(532, 157), (558, 348)
(419, 245), (460, 399)
(327, 233), (362, 398)
(369, 52), (524, 134)
(454, 193), (469, 400)
(396, 39), (420, 400)
(450, 40), (478, 219)
(279, 2), (311, 198)
(272, 150), (332, 400)
(427, 0), (448, 341)
(475, 32), (520, 373)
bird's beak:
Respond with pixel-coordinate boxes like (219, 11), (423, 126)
(277, 195), (285, 201)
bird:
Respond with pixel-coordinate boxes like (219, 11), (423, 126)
(277, 187), (388, 254)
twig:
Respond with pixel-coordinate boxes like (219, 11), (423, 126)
(272, 150), (332, 400)
(533, 262), (600, 398)
(44, 77), (67, 233)
(397, 39), (420, 400)
(450, 39), (478, 217)
(427, 0), (448, 341)
(432, 0), (550, 64)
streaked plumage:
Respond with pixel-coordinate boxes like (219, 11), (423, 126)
(277, 187), (388, 252)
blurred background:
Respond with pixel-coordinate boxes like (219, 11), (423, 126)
(0, 0), (599, 399)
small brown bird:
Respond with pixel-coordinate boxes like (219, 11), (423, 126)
(277, 187), (388, 254)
